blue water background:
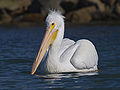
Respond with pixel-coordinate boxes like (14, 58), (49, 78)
(0, 26), (120, 89)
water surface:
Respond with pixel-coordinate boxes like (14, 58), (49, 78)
(0, 26), (120, 89)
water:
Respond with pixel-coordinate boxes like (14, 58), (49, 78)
(0, 26), (120, 89)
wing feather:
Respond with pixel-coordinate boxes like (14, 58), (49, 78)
(70, 39), (98, 70)
(59, 38), (75, 56)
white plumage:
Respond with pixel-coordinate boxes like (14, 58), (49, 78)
(31, 10), (98, 74)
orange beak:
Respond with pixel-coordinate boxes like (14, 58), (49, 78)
(31, 23), (58, 75)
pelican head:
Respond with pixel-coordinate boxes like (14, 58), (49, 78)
(31, 10), (64, 75)
(46, 10), (64, 30)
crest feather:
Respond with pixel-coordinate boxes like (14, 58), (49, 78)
(49, 10), (65, 19)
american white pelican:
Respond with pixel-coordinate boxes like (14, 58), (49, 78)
(31, 10), (98, 75)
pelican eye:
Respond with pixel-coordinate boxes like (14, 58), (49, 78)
(52, 23), (54, 25)
(49, 22), (55, 32)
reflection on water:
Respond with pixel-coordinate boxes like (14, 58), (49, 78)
(33, 72), (98, 89)
(0, 26), (120, 89)
(35, 72), (98, 79)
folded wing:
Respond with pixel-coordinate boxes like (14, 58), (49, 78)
(70, 39), (98, 70)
